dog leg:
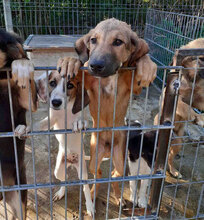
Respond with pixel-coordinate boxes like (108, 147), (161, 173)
(75, 153), (94, 217)
(53, 149), (66, 201)
(112, 144), (126, 207)
(137, 158), (150, 208)
(89, 139), (106, 201)
(128, 160), (138, 205)
(168, 142), (183, 179)
(6, 190), (26, 220)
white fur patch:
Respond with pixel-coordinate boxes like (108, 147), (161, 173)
(128, 157), (151, 208)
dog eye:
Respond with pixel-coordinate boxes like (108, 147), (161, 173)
(199, 57), (204, 62)
(67, 82), (74, 89)
(90, 38), (97, 44)
(49, 80), (56, 87)
(113, 39), (123, 46)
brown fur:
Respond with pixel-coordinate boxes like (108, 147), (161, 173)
(0, 29), (37, 219)
(57, 19), (157, 204)
(154, 38), (204, 178)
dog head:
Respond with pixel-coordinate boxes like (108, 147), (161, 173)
(0, 28), (26, 68)
(75, 18), (149, 77)
(36, 70), (89, 114)
(172, 38), (204, 80)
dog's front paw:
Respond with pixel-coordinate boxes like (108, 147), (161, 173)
(12, 59), (34, 89)
(14, 125), (30, 139)
(53, 187), (65, 202)
(138, 196), (147, 208)
(57, 57), (82, 78)
(86, 201), (94, 217)
(195, 114), (204, 127)
(72, 119), (88, 132)
(130, 193), (138, 206)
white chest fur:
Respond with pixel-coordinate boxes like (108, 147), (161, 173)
(50, 102), (84, 154)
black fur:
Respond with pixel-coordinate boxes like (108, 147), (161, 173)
(127, 120), (157, 168)
(0, 28), (26, 78)
(0, 29), (27, 219)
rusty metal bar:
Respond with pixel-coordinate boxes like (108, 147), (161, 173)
(150, 71), (180, 212)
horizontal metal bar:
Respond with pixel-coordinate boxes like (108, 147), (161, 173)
(164, 180), (204, 188)
(110, 215), (158, 220)
(177, 48), (204, 57)
(0, 173), (165, 192)
(1, 65), (203, 73)
(0, 124), (175, 138)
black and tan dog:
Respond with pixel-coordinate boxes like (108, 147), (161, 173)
(155, 38), (204, 178)
(0, 29), (37, 219)
(56, 18), (157, 205)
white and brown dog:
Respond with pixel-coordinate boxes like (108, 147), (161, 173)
(19, 70), (94, 216)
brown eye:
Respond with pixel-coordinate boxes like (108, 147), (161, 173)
(90, 38), (97, 44)
(49, 80), (56, 87)
(113, 39), (123, 46)
(67, 82), (74, 89)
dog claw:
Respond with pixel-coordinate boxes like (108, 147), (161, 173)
(53, 187), (65, 201)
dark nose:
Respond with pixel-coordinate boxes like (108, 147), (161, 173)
(90, 60), (105, 72)
(52, 99), (62, 107)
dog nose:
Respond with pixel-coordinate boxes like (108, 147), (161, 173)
(52, 99), (62, 107)
(90, 60), (105, 72)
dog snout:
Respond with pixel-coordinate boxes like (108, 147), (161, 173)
(90, 60), (105, 73)
(52, 99), (62, 108)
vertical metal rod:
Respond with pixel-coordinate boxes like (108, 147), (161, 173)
(93, 77), (101, 220)
(131, 86), (150, 217)
(196, 184), (204, 219)
(156, 70), (182, 218)
(46, 70), (53, 219)
(64, 75), (68, 220)
(144, 69), (167, 218)
(118, 70), (135, 219)
(7, 71), (23, 219)
(79, 71), (85, 219)
(28, 76), (38, 220)
(105, 73), (119, 220)
(3, 0), (13, 32)
(150, 72), (180, 212)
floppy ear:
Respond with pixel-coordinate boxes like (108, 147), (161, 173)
(171, 50), (179, 66)
(128, 36), (149, 66)
(75, 31), (93, 64)
(72, 83), (89, 114)
(35, 71), (52, 102)
(7, 42), (27, 60)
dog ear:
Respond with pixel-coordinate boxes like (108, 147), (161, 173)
(75, 31), (93, 64)
(72, 83), (89, 114)
(35, 71), (52, 103)
(128, 35), (149, 66)
(7, 42), (27, 60)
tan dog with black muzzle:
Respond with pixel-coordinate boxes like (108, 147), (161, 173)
(57, 18), (157, 206)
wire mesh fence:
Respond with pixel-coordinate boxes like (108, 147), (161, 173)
(0, 47), (204, 219)
(0, 0), (203, 39)
(0, 1), (204, 219)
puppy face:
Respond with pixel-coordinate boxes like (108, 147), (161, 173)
(75, 18), (149, 77)
(173, 38), (204, 80)
(36, 71), (89, 114)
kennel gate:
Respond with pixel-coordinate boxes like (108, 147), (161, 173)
(0, 48), (203, 220)
(0, 1), (204, 219)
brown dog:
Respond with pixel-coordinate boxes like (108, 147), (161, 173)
(155, 38), (204, 178)
(57, 18), (157, 205)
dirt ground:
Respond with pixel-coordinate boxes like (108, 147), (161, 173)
(0, 85), (204, 219)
